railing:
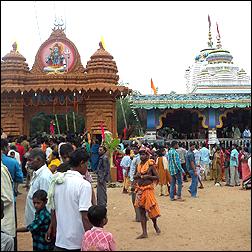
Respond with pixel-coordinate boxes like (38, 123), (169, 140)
(123, 138), (251, 149)
(163, 138), (251, 149)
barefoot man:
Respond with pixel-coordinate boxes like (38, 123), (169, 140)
(133, 147), (161, 239)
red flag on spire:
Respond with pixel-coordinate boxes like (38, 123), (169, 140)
(216, 22), (220, 38)
(208, 15), (211, 29)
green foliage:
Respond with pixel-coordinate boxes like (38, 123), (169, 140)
(103, 131), (120, 154)
(30, 111), (85, 137)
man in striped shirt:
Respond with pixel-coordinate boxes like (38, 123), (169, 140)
(167, 141), (185, 201)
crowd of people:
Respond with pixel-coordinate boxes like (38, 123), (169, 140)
(1, 131), (251, 251)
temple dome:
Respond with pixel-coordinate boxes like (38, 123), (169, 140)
(85, 42), (119, 84)
(206, 49), (233, 64)
(1, 42), (29, 74)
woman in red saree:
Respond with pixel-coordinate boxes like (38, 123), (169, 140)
(113, 150), (124, 182)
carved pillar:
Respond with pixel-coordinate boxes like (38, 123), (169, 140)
(84, 93), (117, 136)
(1, 95), (24, 136)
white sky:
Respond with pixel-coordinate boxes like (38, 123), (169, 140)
(1, 1), (251, 94)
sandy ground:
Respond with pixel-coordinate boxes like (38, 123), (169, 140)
(16, 180), (251, 251)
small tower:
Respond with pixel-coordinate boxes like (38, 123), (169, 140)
(207, 15), (213, 48)
(216, 22), (222, 49)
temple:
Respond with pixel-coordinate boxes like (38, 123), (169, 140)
(130, 17), (251, 145)
(1, 25), (129, 137)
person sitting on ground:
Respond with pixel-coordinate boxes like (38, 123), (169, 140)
(133, 146), (161, 239)
(81, 205), (116, 251)
(1, 199), (14, 251)
(17, 190), (52, 251)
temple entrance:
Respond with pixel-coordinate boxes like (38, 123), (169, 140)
(30, 111), (85, 138)
(217, 108), (251, 138)
(157, 109), (206, 139)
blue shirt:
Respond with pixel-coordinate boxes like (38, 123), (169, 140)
(120, 155), (132, 169)
(230, 149), (239, 167)
(120, 155), (132, 177)
(1, 154), (23, 183)
(200, 147), (210, 165)
(167, 148), (184, 176)
(186, 150), (196, 171)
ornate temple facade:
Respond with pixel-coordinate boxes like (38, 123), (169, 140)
(130, 17), (251, 144)
(1, 26), (129, 137)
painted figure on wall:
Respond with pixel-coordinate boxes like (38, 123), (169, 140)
(44, 42), (69, 73)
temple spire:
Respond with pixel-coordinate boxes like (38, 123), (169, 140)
(216, 22), (222, 49)
(53, 16), (65, 31)
(207, 15), (213, 48)
(12, 42), (18, 52)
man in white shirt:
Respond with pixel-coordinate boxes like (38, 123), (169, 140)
(1, 162), (16, 240)
(24, 148), (52, 226)
(45, 141), (53, 162)
(243, 126), (251, 145)
(46, 148), (92, 250)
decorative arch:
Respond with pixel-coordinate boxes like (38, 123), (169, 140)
(190, 109), (208, 129)
(156, 110), (175, 129)
(216, 109), (234, 128)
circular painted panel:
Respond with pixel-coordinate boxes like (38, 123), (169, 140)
(39, 40), (75, 73)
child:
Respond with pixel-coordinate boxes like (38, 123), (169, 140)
(17, 190), (52, 251)
(196, 164), (204, 189)
(120, 148), (132, 193)
(1, 199), (14, 251)
(81, 205), (116, 251)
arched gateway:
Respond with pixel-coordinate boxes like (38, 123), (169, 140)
(1, 26), (129, 137)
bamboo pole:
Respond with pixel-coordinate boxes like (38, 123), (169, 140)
(65, 113), (69, 131)
(73, 111), (76, 133)
(120, 97), (127, 129)
(55, 114), (60, 135)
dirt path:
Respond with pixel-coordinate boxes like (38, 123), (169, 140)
(16, 180), (251, 251)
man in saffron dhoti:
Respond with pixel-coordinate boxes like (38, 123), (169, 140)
(133, 147), (161, 239)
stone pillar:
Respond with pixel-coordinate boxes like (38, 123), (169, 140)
(84, 94), (117, 137)
(1, 96), (24, 136)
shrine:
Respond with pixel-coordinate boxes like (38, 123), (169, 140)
(130, 17), (251, 146)
(1, 26), (129, 137)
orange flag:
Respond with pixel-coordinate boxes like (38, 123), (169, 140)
(151, 78), (157, 95)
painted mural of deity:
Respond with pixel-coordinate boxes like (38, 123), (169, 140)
(43, 42), (69, 73)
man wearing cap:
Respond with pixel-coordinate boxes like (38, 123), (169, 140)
(133, 146), (161, 239)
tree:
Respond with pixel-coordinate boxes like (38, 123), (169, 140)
(116, 96), (142, 138)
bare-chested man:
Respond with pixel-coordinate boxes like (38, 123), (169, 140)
(133, 147), (161, 239)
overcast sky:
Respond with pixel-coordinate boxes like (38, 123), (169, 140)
(1, 1), (251, 94)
